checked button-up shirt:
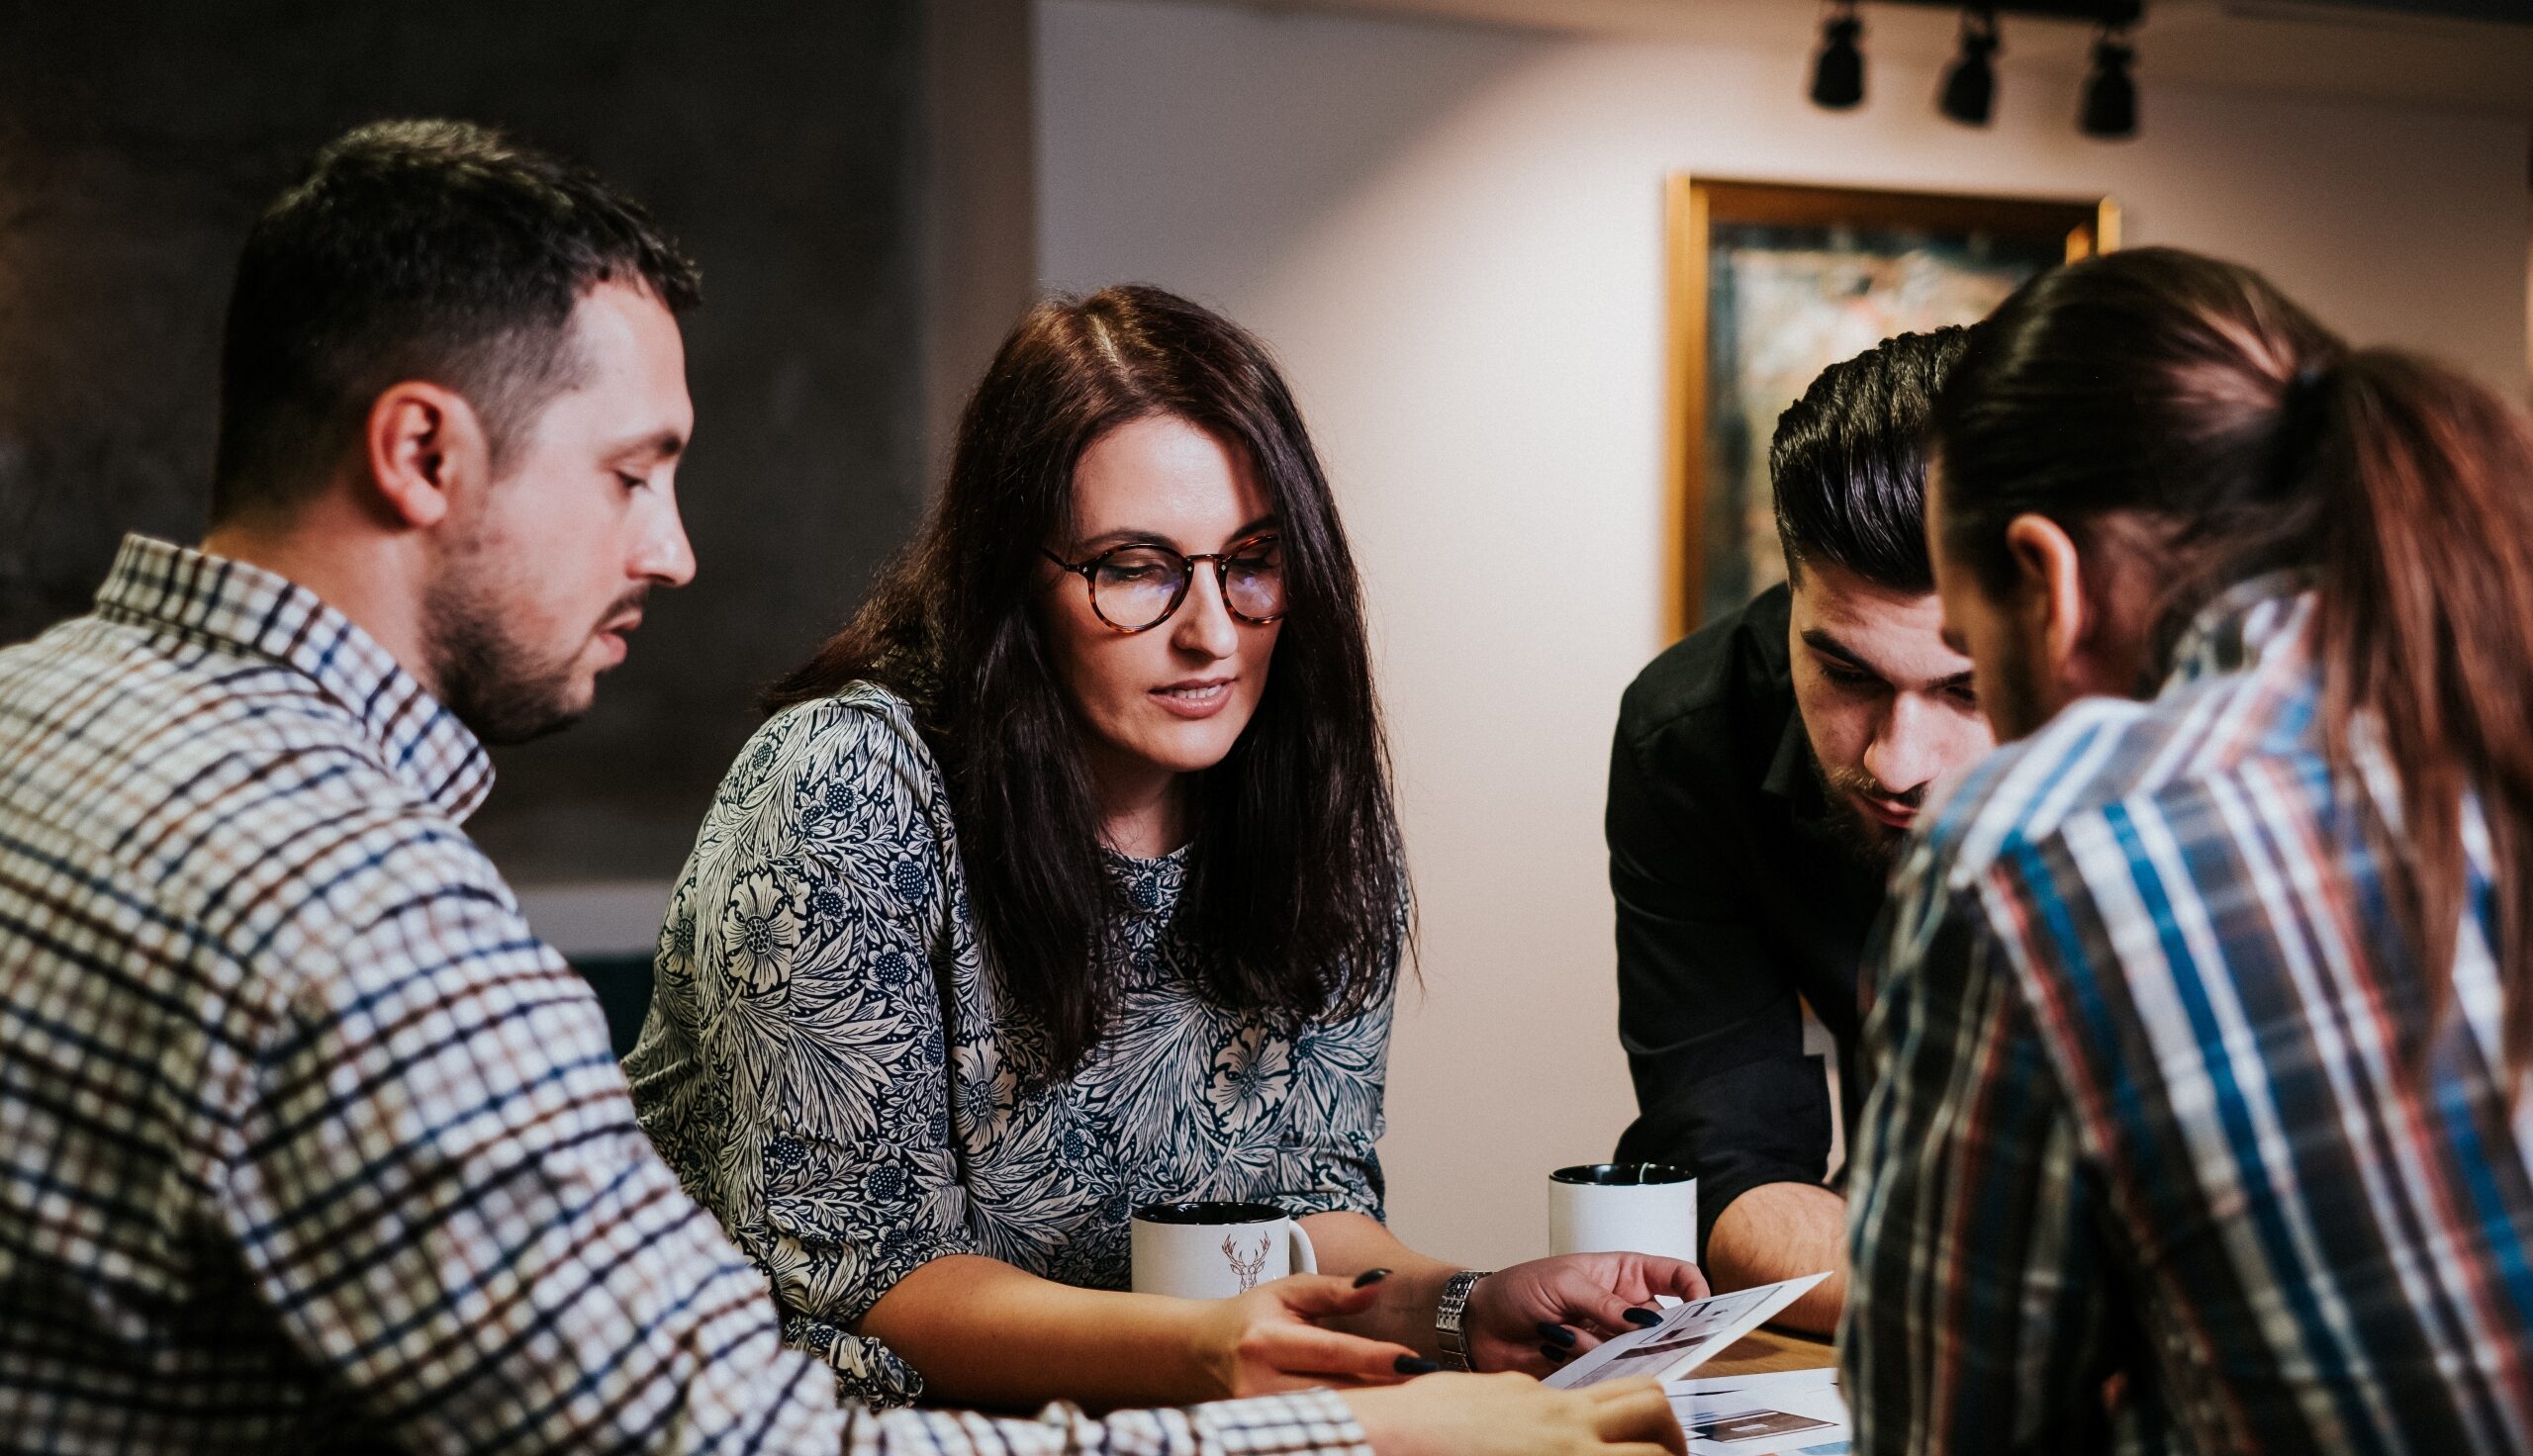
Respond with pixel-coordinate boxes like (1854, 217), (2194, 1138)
(0, 535), (1372, 1456)
(1845, 576), (2533, 1456)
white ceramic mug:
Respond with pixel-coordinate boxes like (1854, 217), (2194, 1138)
(1130, 1200), (1318, 1299)
(1547, 1163), (1698, 1262)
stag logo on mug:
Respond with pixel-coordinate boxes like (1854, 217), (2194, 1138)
(1223, 1231), (1271, 1291)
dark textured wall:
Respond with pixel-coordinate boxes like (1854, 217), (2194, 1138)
(0, 0), (929, 883)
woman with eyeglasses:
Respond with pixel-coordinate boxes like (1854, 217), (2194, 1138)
(624, 286), (1707, 1414)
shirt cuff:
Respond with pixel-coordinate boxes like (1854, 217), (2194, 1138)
(1191, 1388), (1374, 1455)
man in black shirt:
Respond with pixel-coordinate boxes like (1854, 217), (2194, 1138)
(1606, 329), (1986, 1333)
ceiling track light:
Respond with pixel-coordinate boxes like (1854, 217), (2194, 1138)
(1938, 4), (2003, 127)
(2081, 20), (2138, 138)
(1810, 0), (1866, 110)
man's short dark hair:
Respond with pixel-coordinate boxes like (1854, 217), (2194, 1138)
(1770, 325), (1971, 596)
(210, 119), (704, 525)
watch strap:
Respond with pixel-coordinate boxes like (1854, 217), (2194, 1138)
(1434, 1268), (1492, 1371)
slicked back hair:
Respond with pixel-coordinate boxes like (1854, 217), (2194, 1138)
(210, 119), (702, 525)
(1770, 326), (1972, 595)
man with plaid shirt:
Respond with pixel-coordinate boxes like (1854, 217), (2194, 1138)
(1844, 248), (2533, 1453)
(0, 121), (1679, 1456)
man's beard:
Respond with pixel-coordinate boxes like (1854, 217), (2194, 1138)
(1814, 760), (1918, 870)
(423, 559), (643, 747)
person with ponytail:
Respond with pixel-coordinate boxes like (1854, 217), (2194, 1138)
(1843, 246), (2533, 1454)
(624, 285), (1707, 1421)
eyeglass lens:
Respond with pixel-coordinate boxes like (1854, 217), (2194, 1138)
(1090, 539), (1285, 630)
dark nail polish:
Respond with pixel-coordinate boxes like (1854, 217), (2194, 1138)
(1623, 1307), (1663, 1327)
(1353, 1267), (1392, 1288)
(1536, 1320), (1576, 1347)
(1541, 1343), (1570, 1363)
(1394, 1355), (1441, 1375)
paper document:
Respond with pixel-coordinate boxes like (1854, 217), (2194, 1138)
(1668, 1379), (1852, 1455)
(1540, 1273), (1828, 1390)
(1668, 1368), (1837, 1398)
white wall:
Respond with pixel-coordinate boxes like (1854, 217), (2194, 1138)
(1036, 0), (2533, 1267)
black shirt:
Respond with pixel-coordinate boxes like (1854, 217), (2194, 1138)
(1605, 584), (1885, 1251)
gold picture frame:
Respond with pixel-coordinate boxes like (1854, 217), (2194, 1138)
(1663, 177), (2118, 639)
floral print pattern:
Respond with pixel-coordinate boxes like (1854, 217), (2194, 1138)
(623, 683), (1394, 1409)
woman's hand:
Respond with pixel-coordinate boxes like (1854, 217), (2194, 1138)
(1346, 1372), (1686, 1456)
(1184, 1272), (1434, 1398)
(1463, 1253), (1711, 1375)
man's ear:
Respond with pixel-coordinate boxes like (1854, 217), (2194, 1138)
(2003, 512), (2088, 688)
(361, 382), (488, 530)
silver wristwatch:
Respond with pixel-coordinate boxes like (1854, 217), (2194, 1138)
(1434, 1268), (1492, 1371)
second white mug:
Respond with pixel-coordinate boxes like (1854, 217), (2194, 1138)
(1547, 1162), (1698, 1262)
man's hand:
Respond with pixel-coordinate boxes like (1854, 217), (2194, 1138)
(1346, 1373), (1685, 1456)
(1464, 1253), (1710, 1374)
(1183, 1274), (1429, 1398)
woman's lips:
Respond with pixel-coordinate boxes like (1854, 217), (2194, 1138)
(1151, 679), (1234, 719)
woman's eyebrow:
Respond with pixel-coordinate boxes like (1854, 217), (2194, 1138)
(1074, 527), (1177, 553)
(1073, 514), (1282, 553)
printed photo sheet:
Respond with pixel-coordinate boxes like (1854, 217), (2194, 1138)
(1541, 1273), (1829, 1391)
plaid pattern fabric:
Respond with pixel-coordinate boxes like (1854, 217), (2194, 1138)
(0, 535), (1374, 1456)
(1844, 575), (2533, 1455)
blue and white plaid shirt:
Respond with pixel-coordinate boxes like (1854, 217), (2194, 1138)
(1845, 575), (2533, 1455)
(0, 535), (1372, 1456)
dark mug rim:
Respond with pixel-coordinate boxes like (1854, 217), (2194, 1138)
(1550, 1162), (1694, 1187)
(1132, 1199), (1292, 1226)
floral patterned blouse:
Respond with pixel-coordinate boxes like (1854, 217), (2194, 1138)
(623, 682), (1395, 1408)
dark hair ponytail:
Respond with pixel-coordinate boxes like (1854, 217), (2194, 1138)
(1936, 246), (2533, 1081)
(2311, 352), (2533, 1078)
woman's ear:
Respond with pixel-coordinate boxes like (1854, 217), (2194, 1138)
(361, 381), (489, 530)
(2003, 512), (2089, 694)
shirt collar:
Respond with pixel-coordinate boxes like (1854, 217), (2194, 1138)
(2162, 570), (2320, 692)
(92, 534), (495, 820)
(1761, 697), (1814, 802)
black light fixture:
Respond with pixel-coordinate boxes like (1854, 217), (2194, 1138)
(1809, 0), (1866, 110)
(2080, 21), (2137, 138)
(1937, 5), (2003, 128)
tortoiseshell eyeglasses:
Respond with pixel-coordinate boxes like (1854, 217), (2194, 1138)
(1040, 533), (1287, 633)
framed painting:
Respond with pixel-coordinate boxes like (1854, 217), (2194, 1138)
(1662, 177), (2117, 637)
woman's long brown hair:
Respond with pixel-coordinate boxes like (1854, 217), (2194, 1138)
(1933, 246), (2533, 1082)
(767, 285), (1408, 1081)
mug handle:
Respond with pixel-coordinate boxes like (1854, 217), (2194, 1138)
(1286, 1219), (1317, 1275)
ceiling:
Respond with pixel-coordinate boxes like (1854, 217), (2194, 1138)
(1879, 0), (2523, 20)
(2295, 0), (2531, 21)
(1159, 0), (2533, 112)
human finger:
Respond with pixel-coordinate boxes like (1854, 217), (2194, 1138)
(1588, 1379), (1687, 1453)
(1564, 1283), (1666, 1338)
(1255, 1323), (1431, 1384)
(1262, 1271), (1389, 1320)
(1627, 1256), (1710, 1304)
